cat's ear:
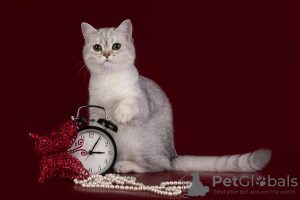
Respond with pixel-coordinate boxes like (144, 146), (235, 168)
(116, 19), (133, 41)
(81, 22), (97, 41)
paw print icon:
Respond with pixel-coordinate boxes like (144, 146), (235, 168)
(256, 176), (266, 187)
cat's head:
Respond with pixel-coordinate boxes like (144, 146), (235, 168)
(81, 20), (135, 74)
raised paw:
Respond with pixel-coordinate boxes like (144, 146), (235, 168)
(114, 105), (134, 124)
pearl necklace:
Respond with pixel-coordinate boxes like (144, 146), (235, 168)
(73, 173), (192, 197)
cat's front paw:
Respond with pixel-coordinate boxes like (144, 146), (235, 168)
(114, 105), (135, 124)
(113, 161), (147, 173)
(113, 161), (128, 173)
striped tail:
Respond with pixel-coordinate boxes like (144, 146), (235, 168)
(172, 149), (271, 172)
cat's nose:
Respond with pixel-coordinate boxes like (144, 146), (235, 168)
(104, 51), (110, 58)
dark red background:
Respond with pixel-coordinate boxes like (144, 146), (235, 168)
(1, 0), (299, 199)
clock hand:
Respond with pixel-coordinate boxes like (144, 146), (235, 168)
(91, 136), (101, 151)
(84, 136), (101, 162)
(89, 151), (105, 154)
(84, 154), (90, 162)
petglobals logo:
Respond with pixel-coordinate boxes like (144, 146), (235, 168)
(212, 175), (298, 187)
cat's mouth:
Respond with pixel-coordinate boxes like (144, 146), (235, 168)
(103, 59), (112, 63)
(102, 59), (113, 67)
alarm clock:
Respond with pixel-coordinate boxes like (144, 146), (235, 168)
(68, 105), (118, 176)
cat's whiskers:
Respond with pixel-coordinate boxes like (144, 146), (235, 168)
(72, 61), (90, 85)
(134, 61), (143, 72)
(83, 67), (90, 85)
(75, 64), (87, 80)
(72, 60), (85, 72)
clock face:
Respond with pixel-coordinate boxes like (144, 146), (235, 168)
(68, 126), (117, 175)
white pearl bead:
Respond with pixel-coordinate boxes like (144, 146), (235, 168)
(77, 173), (193, 197)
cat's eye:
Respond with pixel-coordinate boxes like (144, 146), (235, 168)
(112, 43), (121, 50)
(93, 44), (102, 52)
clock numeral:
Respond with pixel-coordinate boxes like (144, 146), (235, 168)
(108, 150), (113, 155)
(89, 167), (93, 173)
(98, 166), (101, 171)
(80, 135), (85, 140)
(74, 141), (78, 147)
(104, 159), (108, 164)
(105, 141), (109, 147)
(89, 133), (94, 138)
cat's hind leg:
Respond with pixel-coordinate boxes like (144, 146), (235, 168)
(113, 161), (151, 173)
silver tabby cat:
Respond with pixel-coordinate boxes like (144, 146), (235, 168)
(81, 19), (271, 173)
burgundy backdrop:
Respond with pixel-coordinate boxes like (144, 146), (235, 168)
(1, 0), (299, 199)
